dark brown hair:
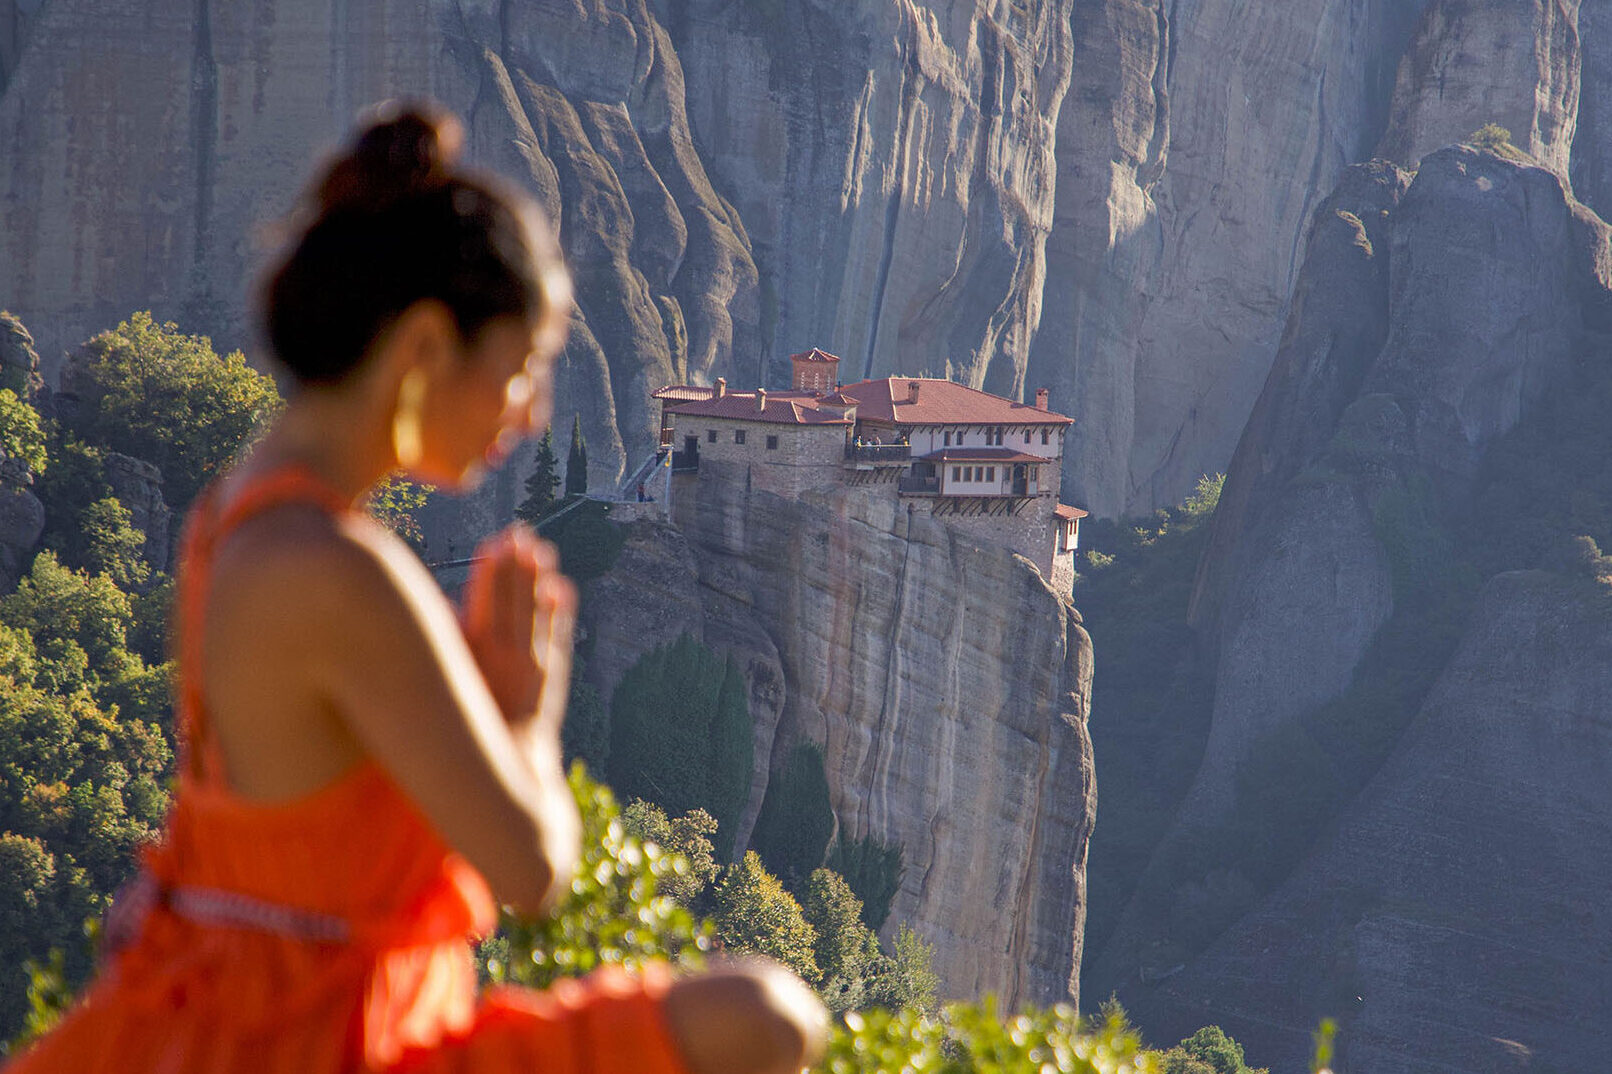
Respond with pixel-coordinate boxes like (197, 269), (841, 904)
(260, 100), (567, 385)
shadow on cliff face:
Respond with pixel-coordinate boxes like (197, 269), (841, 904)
(1082, 142), (1612, 1072)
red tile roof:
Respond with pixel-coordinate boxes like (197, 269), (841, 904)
(1054, 503), (1089, 520)
(837, 377), (1071, 426)
(791, 348), (842, 364)
(919, 448), (1047, 464)
(652, 385), (717, 402)
(665, 390), (853, 426)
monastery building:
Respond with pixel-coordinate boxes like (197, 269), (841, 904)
(652, 349), (1087, 593)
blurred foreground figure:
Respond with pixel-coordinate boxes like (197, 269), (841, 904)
(5, 101), (823, 1074)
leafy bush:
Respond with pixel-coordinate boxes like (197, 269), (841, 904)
(751, 743), (835, 889)
(483, 765), (708, 988)
(710, 850), (821, 984)
(620, 798), (719, 907)
(607, 634), (752, 859)
(1157, 1025), (1268, 1074)
(0, 389), (46, 478)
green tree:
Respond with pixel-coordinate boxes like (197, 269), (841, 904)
(0, 389), (46, 478)
(366, 475), (432, 551)
(865, 924), (939, 1015)
(827, 834), (904, 931)
(516, 428), (561, 525)
(750, 743), (835, 889)
(621, 799), (720, 906)
(564, 413), (587, 497)
(79, 499), (149, 590)
(710, 851), (820, 984)
(1157, 1025), (1268, 1074)
(65, 312), (282, 509)
(607, 634), (753, 859)
(799, 868), (883, 1012)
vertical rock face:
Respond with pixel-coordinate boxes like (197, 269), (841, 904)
(1378, 0), (1583, 176)
(580, 462), (1096, 1009)
(1095, 146), (1612, 1070)
(1137, 573), (1612, 1073)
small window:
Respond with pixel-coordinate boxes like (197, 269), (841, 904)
(1041, 429), (1049, 445)
(986, 467), (995, 482)
(995, 427), (1004, 445)
(952, 466), (962, 482)
(707, 429), (718, 444)
(944, 430), (952, 446)
(766, 435), (778, 450)
(735, 429), (746, 445)
(1024, 430), (1032, 444)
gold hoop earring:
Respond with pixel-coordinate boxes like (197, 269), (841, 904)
(392, 368), (428, 468)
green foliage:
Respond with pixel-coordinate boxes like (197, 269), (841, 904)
(79, 498), (149, 590)
(483, 765), (708, 988)
(869, 924), (940, 1016)
(751, 743), (835, 889)
(64, 312), (281, 509)
(366, 475), (432, 551)
(710, 851), (821, 984)
(0, 553), (173, 1037)
(607, 634), (753, 860)
(0, 389), (46, 478)
(799, 868), (884, 1013)
(621, 799), (720, 906)
(35, 435), (113, 575)
(565, 413), (588, 497)
(817, 997), (1146, 1074)
(516, 428), (561, 525)
(827, 833), (904, 932)
(1466, 123), (1529, 159)
(541, 498), (626, 584)
(1156, 1026), (1268, 1074)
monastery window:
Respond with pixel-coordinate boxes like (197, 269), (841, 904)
(995, 427), (1005, 445)
(986, 467), (995, 482)
(766, 435), (779, 450)
(1041, 429), (1049, 445)
(944, 430), (952, 446)
(952, 466), (962, 482)
(708, 429), (718, 444)
(735, 429), (747, 445)
(1024, 430), (1032, 444)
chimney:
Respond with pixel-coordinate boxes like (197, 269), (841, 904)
(756, 388), (767, 412)
(715, 377), (727, 398)
(1034, 387), (1049, 410)
(908, 381), (920, 404)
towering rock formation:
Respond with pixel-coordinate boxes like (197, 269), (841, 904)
(579, 465), (1096, 1010)
(1090, 142), (1612, 1071)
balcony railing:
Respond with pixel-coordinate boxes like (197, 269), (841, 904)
(670, 450), (700, 473)
(897, 475), (940, 495)
(845, 443), (912, 464)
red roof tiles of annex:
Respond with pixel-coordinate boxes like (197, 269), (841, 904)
(791, 348), (842, 364)
(1054, 503), (1090, 520)
(837, 377), (1072, 426)
(918, 447), (1047, 464)
(664, 390), (853, 426)
(651, 385), (717, 403)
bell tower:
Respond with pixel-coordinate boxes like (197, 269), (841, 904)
(790, 348), (841, 393)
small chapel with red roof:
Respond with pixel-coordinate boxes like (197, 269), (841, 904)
(651, 349), (1086, 594)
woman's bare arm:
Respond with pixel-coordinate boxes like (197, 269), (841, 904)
(217, 511), (580, 913)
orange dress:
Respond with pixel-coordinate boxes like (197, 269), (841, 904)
(5, 467), (690, 1074)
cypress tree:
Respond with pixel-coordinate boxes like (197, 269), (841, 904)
(565, 413), (588, 497)
(516, 428), (561, 524)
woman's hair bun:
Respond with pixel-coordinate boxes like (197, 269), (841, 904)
(315, 100), (465, 214)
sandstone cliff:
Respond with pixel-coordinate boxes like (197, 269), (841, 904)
(1087, 144), (1612, 1070)
(579, 463), (1096, 1010)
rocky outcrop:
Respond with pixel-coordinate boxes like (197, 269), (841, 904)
(0, 456), (43, 591)
(580, 464), (1095, 1009)
(1091, 146), (1612, 1069)
(0, 312), (42, 399)
(1133, 572), (1612, 1073)
(102, 452), (172, 573)
(1378, 0), (1582, 176)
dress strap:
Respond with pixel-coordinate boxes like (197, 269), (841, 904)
(175, 465), (358, 787)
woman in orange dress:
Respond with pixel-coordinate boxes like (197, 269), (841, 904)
(4, 102), (825, 1074)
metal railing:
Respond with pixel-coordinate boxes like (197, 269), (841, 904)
(845, 443), (912, 464)
(897, 475), (940, 495)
